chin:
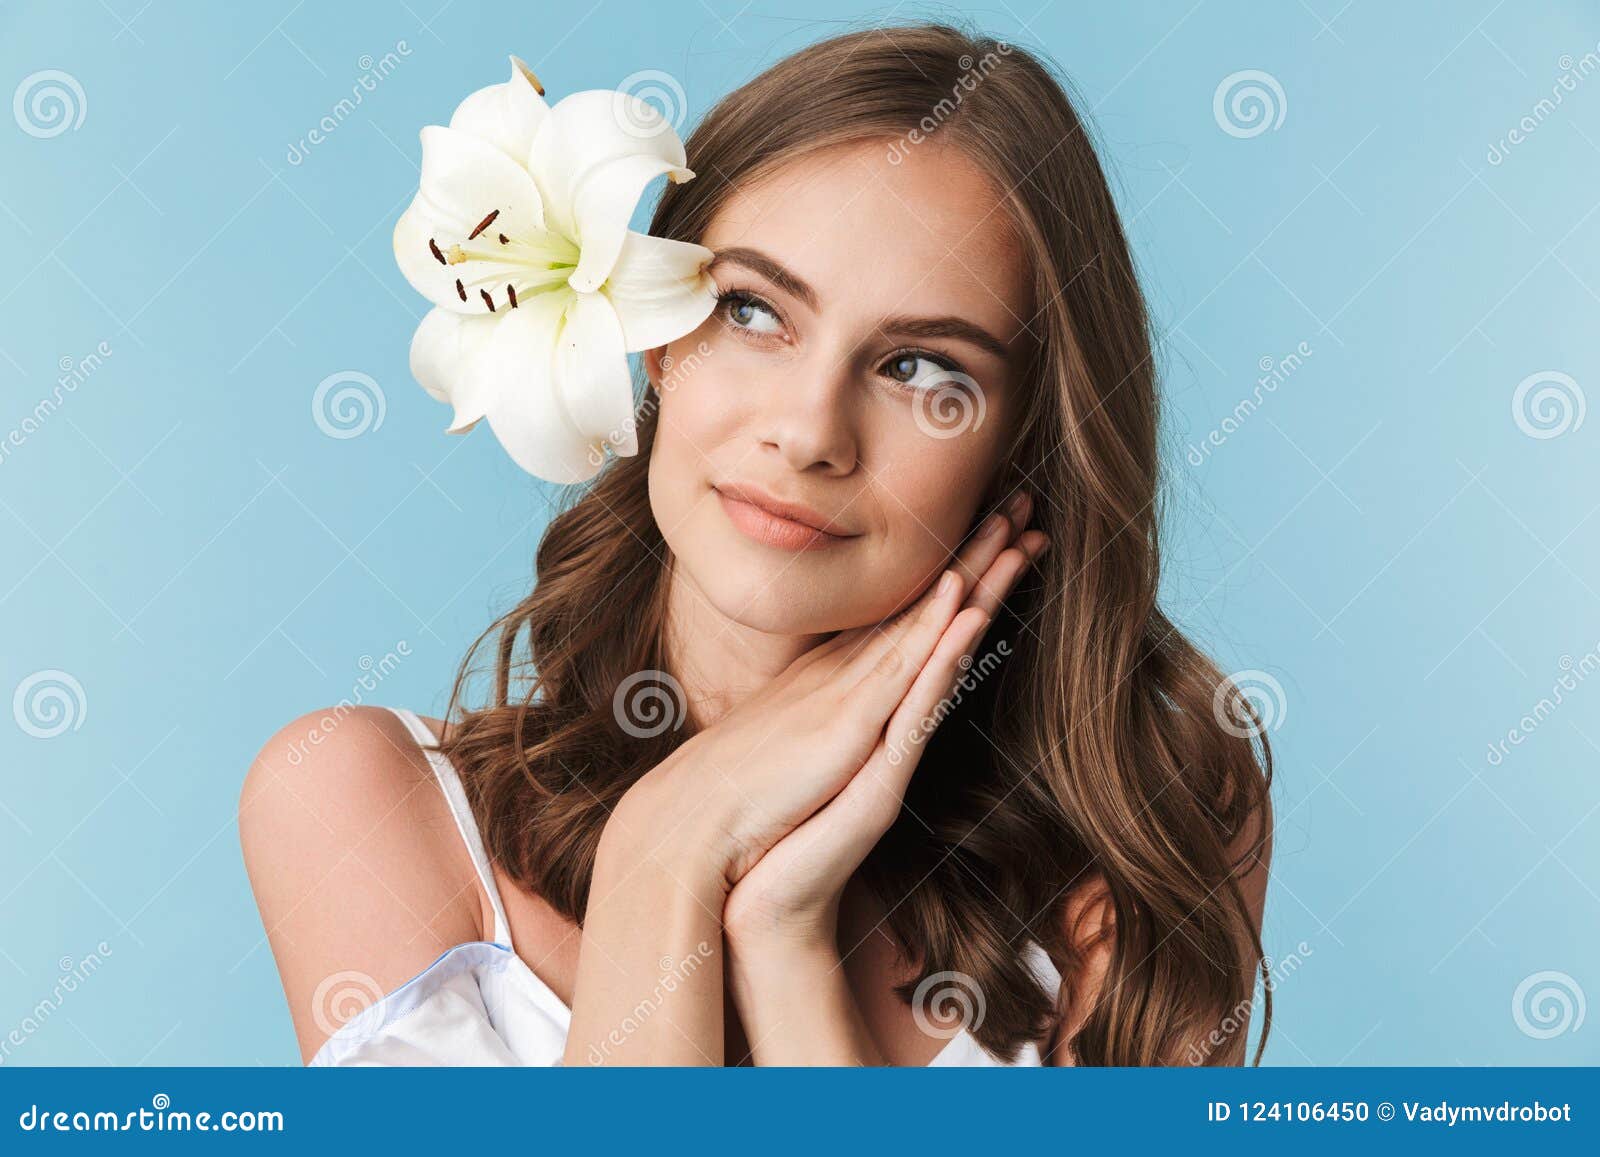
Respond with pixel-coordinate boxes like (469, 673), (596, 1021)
(689, 555), (859, 636)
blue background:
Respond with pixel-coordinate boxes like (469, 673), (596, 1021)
(1, 0), (1597, 1066)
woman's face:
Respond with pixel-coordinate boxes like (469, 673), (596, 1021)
(648, 138), (1033, 634)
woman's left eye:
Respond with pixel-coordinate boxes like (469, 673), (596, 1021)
(881, 351), (962, 390)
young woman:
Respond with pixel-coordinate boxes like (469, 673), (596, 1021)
(242, 22), (1273, 1067)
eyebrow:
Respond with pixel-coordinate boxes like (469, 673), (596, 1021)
(710, 247), (818, 309)
(709, 246), (1013, 361)
(877, 314), (1011, 362)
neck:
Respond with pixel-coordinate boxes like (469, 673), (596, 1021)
(662, 558), (832, 730)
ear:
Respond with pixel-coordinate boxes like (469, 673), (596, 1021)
(1043, 871), (1116, 1065)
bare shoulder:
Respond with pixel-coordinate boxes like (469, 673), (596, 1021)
(239, 705), (485, 1062)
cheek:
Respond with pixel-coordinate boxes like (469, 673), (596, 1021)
(650, 341), (727, 461)
(848, 457), (990, 622)
(873, 422), (1004, 552)
(646, 336), (753, 537)
(652, 328), (754, 439)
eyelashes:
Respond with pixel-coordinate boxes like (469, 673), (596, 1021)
(715, 288), (784, 337)
(712, 287), (973, 393)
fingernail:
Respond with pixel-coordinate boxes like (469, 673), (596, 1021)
(1031, 537), (1051, 562)
(938, 570), (958, 597)
(980, 512), (1008, 539)
(1006, 491), (1030, 520)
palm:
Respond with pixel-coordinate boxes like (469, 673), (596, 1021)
(722, 497), (1046, 941)
(724, 734), (901, 936)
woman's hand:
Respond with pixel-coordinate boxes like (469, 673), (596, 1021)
(717, 493), (1045, 1063)
(606, 490), (1041, 890)
(722, 492), (1046, 945)
(566, 491), (1042, 1065)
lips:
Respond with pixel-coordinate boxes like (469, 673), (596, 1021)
(713, 483), (856, 551)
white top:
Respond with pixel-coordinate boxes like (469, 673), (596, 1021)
(310, 706), (1062, 1067)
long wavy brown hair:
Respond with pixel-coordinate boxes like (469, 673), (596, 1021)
(439, 20), (1274, 1065)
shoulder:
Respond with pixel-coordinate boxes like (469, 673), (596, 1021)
(239, 706), (486, 1062)
(240, 706), (462, 829)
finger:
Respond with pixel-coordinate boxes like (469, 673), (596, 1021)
(809, 490), (1031, 660)
(804, 540), (960, 674)
(950, 491), (1030, 592)
(965, 531), (1048, 618)
(829, 491), (1031, 665)
(814, 533), (964, 678)
(831, 491), (1031, 640)
(856, 605), (994, 805)
(835, 565), (968, 721)
(794, 606), (994, 865)
(799, 491), (1032, 686)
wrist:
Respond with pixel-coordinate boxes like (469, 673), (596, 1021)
(724, 895), (838, 960)
(725, 934), (883, 1066)
(726, 930), (840, 1008)
(598, 770), (739, 890)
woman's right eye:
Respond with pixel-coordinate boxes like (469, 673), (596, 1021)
(718, 291), (783, 336)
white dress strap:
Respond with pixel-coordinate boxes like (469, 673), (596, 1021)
(384, 706), (514, 949)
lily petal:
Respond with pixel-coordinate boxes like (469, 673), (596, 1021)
(447, 56), (550, 165)
(554, 291), (639, 457)
(529, 89), (694, 293)
(475, 293), (604, 483)
(393, 126), (546, 313)
(408, 307), (500, 431)
(602, 231), (718, 352)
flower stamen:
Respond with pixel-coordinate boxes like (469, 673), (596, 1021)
(427, 220), (582, 310)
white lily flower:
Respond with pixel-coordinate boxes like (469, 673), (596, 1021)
(393, 57), (716, 483)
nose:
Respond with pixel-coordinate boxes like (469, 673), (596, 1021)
(757, 352), (859, 476)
